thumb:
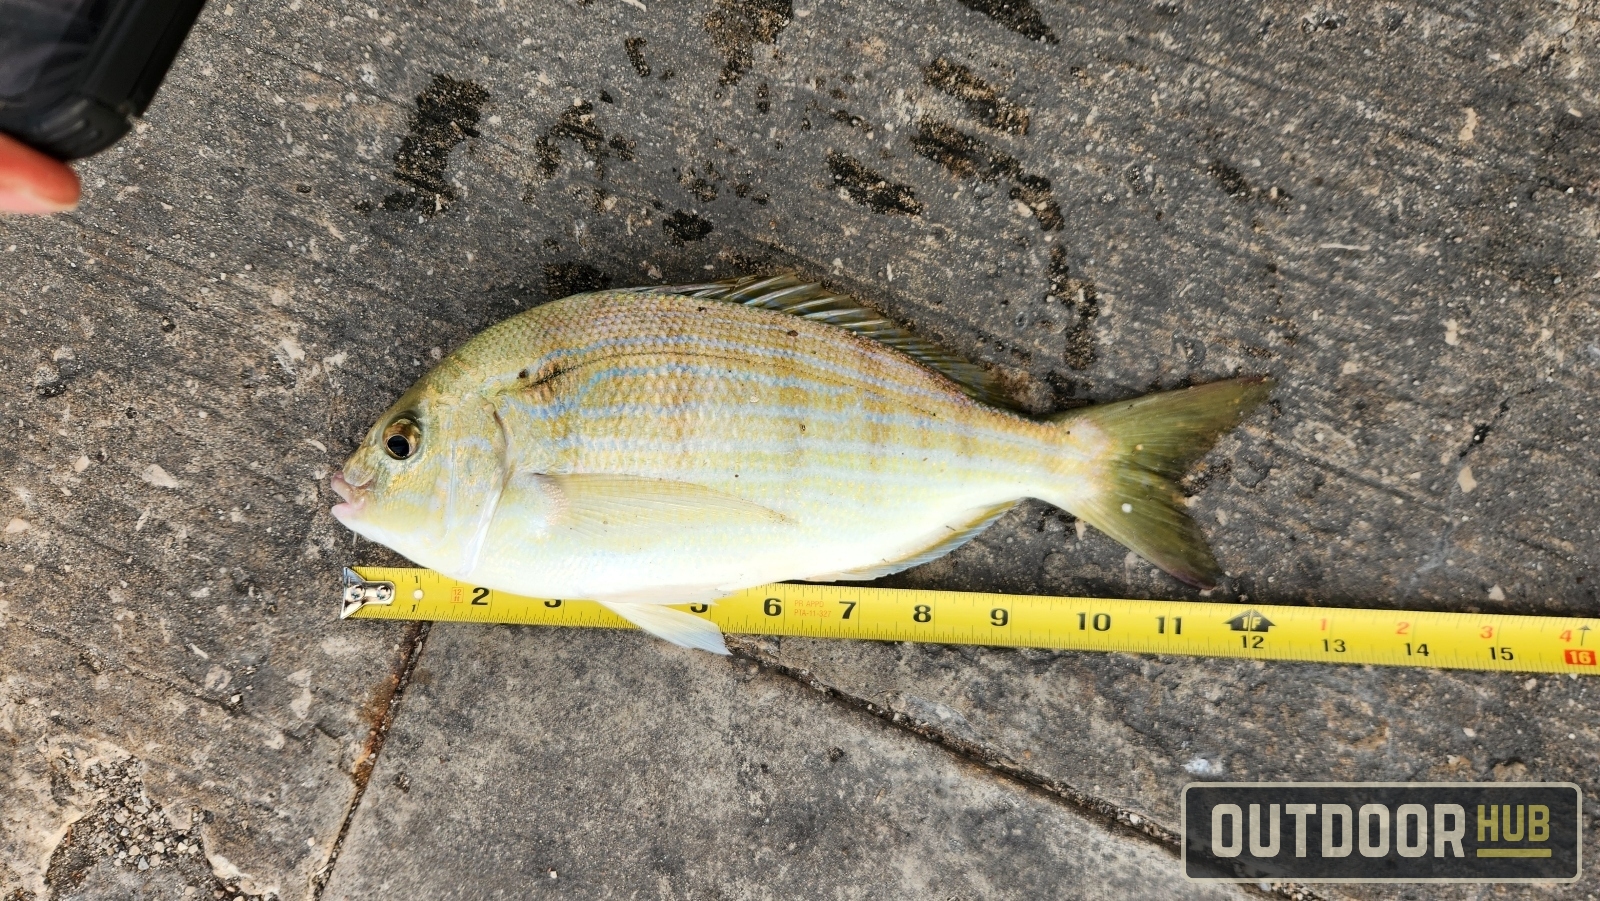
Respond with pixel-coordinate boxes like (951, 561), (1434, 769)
(0, 132), (81, 214)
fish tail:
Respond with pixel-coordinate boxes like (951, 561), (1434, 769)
(1040, 377), (1273, 589)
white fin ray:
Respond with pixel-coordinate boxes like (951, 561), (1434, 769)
(599, 602), (730, 655)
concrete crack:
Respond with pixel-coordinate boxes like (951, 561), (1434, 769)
(309, 621), (430, 900)
(730, 640), (1342, 900)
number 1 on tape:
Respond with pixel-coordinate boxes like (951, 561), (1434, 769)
(340, 567), (1600, 676)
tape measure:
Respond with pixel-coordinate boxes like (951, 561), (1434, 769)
(341, 566), (1600, 675)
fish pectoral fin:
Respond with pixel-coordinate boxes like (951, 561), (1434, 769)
(546, 473), (791, 538)
(653, 274), (1021, 411)
(801, 501), (1017, 582)
(598, 601), (730, 655)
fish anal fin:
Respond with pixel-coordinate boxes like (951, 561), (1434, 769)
(599, 601), (730, 655)
(803, 501), (1016, 582)
(653, 274), (1021, 411)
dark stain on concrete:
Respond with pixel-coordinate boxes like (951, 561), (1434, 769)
(1543, 109), (1600, 182)
(544, 262), (611, 298)
(956, 0), (1056, 43)
(1205, 157), (1291, 208)
(1011, 174), (1063, 230)
(552, 102), (608, 159)
(1047, 245), (1098, 370)
(625, 37), (651, 77)
(33, 355), (80, 397)
(381, 74), (490, 215)
(530, 137), (560, 183)
(524, 101), (637, 194)
(923, 58), (1030, 134)
(704, 0), (792, 85)
(733, 181), (768, 204)
(912, 118), (1016, 181)
(664, 209), (715, 243)
(1300, 10), (1347, 33)
(1208, 159), (1252, 200)
(829, 108), (872, 130)
(679, 162), (727, 203)
(910, 118), (1061, 230)
(827, 152), (926, 216)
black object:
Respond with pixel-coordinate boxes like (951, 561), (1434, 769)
(0, 0), (206, 159)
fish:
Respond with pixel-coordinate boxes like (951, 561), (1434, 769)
(331, 275), (1271, 654)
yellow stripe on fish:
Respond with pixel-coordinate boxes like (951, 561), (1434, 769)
(331, 275), (1272, 653)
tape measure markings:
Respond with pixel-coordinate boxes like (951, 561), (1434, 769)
(342, 567), (1600, 675)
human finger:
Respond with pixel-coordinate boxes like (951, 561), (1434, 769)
(0, 132), (81, 214)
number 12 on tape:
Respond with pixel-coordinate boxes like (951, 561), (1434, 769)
(341, 567), (1600, 676)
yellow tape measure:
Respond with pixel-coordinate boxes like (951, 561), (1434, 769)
(341, 566), (1600, 675)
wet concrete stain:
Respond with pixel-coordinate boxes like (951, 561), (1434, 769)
(380, 74), (490, 215)
(704, 0), (792, 85)
(827, 152), (925, 216)
(829, 108), (872, 130)
(1543, 109), (1600, 182)
(923, 58), (1030, 134)
(625, 37), (650, 77)
(523, 101), (638, 195)
(676, 161), (769, 207)
(32, 352), (80, 397)
(1207, 159), (1252, 199)
(544, 262), (611, 298)
(682, 165), (719, 202)
(664, 209), (715, 243)
(910, 118), (1062, 230)
(957, 0), (1057, 43)
(1047, 245), (1098, 370)
(1204, 150), (1290, 208)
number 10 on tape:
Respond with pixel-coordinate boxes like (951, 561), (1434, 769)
(342, 567), (1600, 676)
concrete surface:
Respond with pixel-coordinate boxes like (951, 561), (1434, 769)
(1, 0), (1597, 898)
(321, 625), (1250, 901)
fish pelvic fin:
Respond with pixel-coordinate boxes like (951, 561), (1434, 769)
(598, 601), (731, 655)
(1043, 377), (1274, 590)
(648, 274), (1022, 411)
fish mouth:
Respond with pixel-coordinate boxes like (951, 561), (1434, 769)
(330, 471), (369, 522)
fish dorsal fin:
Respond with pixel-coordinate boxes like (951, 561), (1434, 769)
(650, 274), (1019, 410)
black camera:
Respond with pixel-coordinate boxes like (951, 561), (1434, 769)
(0, 0), (206, 160)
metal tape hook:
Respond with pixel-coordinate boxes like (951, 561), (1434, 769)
(341, 567), (396, 619)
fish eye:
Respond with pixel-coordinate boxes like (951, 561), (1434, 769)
(382, 418), (421, 460)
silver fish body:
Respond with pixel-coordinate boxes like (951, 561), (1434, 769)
(333, 277), (1270, 652)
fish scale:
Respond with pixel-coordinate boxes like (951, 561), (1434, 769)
(332, 276), (1272, 653)
(493, 297), (1045, 508)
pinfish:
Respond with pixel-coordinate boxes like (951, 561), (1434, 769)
(332, 275), (1271, 654)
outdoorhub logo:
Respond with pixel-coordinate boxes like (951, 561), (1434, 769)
(1183, 783), (1581, 882)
